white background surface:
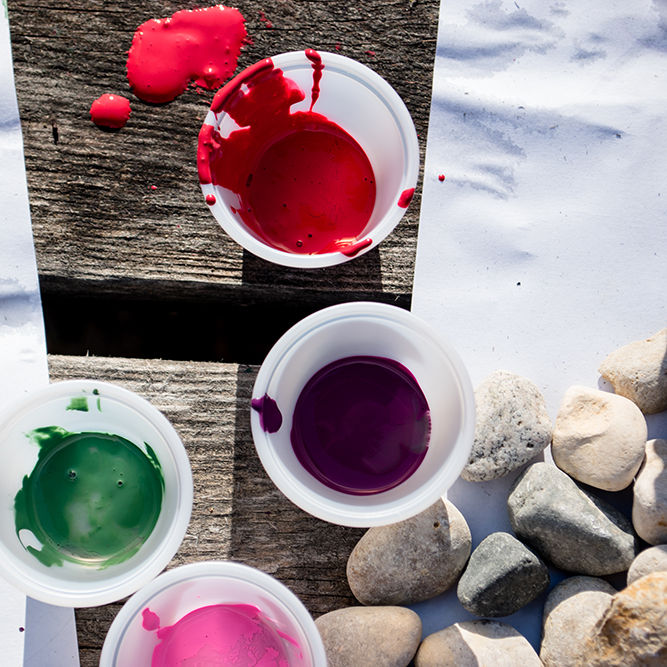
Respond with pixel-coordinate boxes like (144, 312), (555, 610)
(411, 0), (667, 650)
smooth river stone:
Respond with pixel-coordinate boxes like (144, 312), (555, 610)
(598, 327), (667, 414)
(627, 544), (667, 585)
(315, 606), (421, 667)
(540, 576), (616, 667)
(414, 620), (542, 667)
(462, 370), (552, 482)
(508, 462), (637, 575)
(347, 499), (471, 605)
(582, 572), (667, 666)
(632, 439), (667, 545)
(456, 532), (549, 617)
(551, 385), (647, 491)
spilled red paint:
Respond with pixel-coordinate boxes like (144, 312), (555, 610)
(89, 94), (131, 129)
(258, 10), (273, 28)
(341, 238), (373, 257)
(205, 194), (216, 205)
(126, 6), (246, 104)
(150, 185), (158, 190)
(438, 174), (445, 182)
(198, 51), (377, 255)
(398, 187), (415, 208)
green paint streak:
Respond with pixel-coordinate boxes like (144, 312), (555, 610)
(92, 389), (101, 411)
(14, 426), (164, 569)
(66, 397), (88, 412)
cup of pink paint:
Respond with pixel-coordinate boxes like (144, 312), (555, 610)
(198, 50), (419, 267)
(251, 302), (476, 527)
(100, 560), (326, 666)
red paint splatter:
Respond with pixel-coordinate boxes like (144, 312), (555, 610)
(126, 6), (246, 104)
(89, 94), (131, 129)
(335, 42), (342, 51)
(365, 50), (376, 57)
(198, 55), (376, 255)
(259, 10), (273, 28)
(438, 174), (445, 182)
(341, 238), (372, 257)
(305, 48), (324, 111)
(205, 194), (216, 205)
(150, 185), (158, 190)
(398, 187), (415, 208)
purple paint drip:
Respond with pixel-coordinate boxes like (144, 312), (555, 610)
(290, 355), (430, 495)
(252, 394), (283, 433)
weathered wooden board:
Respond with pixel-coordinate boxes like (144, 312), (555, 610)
(49, 354), (364, 666)
(10, 0), (438, 305)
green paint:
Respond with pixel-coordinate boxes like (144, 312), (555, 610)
(14, 426), (164, 568)
(92, 389), (101, 411)
(66, 397), (88, 412)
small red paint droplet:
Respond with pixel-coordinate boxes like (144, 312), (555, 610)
(205, 194), (216, 205)
(335, 42), (342, 51)
(19, 627), (25, 633)
(150, 185), (158, 190)
(89, 94), (131, 129)
(398, 187), (415, 208)
(438, 174), (445, 182)
(365, 50), (376, 57)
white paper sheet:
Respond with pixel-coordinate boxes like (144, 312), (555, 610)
(411, 0), (667, 650)
(1, 7), (79, 665)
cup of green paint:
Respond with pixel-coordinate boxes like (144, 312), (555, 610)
(0, 380), (192, 607)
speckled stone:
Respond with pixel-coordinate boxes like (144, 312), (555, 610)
(632, 439), (667, 545)
(315, 606), (421, 667)
(540, 576), (616, 666)
(457, 532), (549, 617)
(347, 499), (471, 605)
(582, 572), (667, 666)
(508, 462), (637, 575)
(462, 370), (552, 482)
(415, 620), (542, 667)
(599, 328), (667, 414)
(551, 385), (647, 491)
(627, 544), (667, 585)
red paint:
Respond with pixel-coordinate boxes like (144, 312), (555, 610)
(305, 48), (324, 111)
(365, 50), (376, 57)
(199, 53), (377, 255)
(259, 10), (273, 28)
(205, 194), (217, 205)
(150, 185), (158, 190)
(89, 94), (131, 129)
(341, 238), (372, 257)
(335, 42), (342, 51)
(438, 174), (445, 182)
(126, 6), (246, 104)
(398, 187), (415, 208)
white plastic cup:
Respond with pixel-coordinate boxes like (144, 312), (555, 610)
(200, 50), (419, 267)
(100, 560), (326, 666)
(251, 302), (475, 527)
(0, 380), (192, 607)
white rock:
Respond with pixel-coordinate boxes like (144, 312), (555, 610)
(540, 576), (615, 667)
(627, 544), (667, 585)
(414, 620), (541, 667)
(599, 328), (667, 414)
(633, 439), (667, 545)
(551, 385), (647, 491)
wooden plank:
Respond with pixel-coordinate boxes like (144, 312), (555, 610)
(48, 354), (363, 666)
(9, 0), (439, 304)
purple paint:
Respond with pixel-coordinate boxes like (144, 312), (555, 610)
(290, 355), (430, 495)
(252, 394), (283, 433)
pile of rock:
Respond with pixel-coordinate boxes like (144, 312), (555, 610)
(315, 329), (667, 666)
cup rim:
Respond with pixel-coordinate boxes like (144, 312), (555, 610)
(199, 50), (420, 268)
(251, 302), (475, 527)
(0, 379), (193, 607)
(99, 560), (327, 667)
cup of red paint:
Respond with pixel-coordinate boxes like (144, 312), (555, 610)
(100, 560), (326, 666)
(0, 380), (192, 607)
(250, 302), (475, 527)
(198, 50), (419, 267)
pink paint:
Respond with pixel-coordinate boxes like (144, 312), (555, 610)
(126, 6), (246, 104)
(205, 194), (217, 205)
(142, 608), (160, 631)
(398, 187), (415, 208)
(341, 238), (372, 257)
(365, 50), (376, 57)
(150, 185), (158, 190)
(438, 174), (445, 182)
(198, 51), (377, 255)
(144, 604), (291, 666)
(89, 94), (131, 129)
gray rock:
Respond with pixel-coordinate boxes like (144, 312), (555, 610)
(508, 462), (637, 575)
(456, 531), (549, 617)
(540, 576), (615, 667)
(551, 385), (647, 491)
(346, 499), (471, 605)
(315, 606), (421, 667)
(582, 572), (667, 666)
(599, 327), (667, 414)
(627, 544), (667, 585)
(462, 370), (552, 482)
(633, 439), (667, 545)
(415, 620), (542, 667)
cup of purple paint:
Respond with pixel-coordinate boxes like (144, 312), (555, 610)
(251, 302), (475, 527)
(198, 50), (419, 267)
(100, 560), (326, 666)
